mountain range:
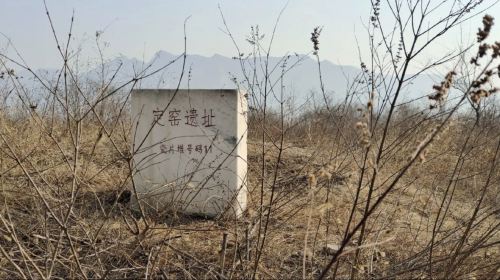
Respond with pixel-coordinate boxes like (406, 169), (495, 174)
(16, 51), (440, 108)
(101, 51), (437, 106)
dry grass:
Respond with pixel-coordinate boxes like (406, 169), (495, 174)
(0, 109), (498, 279)
(0, 2), (499, 279)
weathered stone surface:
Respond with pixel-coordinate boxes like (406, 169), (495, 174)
(131, 89), (247, 217)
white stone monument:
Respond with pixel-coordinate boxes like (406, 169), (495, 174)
(131, 89), (247, 218)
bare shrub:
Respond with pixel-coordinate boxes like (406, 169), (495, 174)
(0, 1), (498, 279)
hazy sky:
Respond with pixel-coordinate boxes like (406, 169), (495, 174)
(1, 0), (499, 70)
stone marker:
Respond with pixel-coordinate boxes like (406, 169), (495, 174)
(131, 89), (247, 218)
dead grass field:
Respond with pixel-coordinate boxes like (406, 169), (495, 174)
(0, 111), (498, 279)
(1, 3), (500, 279)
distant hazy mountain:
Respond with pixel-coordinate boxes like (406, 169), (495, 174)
(109, 51), (437, 106)
(14, 51), (439, 107)
(104, 51), (360, 100)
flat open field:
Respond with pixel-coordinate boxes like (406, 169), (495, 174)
(0, 111), (498, 279)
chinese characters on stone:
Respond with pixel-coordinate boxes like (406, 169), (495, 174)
(160, 143), (213, 155)
(153, 108), (215, 127)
